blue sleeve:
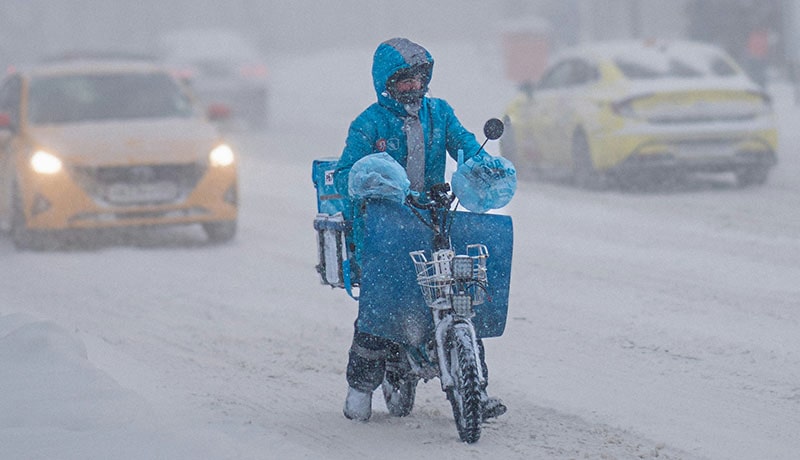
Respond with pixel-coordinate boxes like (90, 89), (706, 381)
(334, 112), (378, 199)
(440, 100), (484, 163)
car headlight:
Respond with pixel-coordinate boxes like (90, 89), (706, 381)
(209, 144), (235, 167)
(30, 150), (63, 174)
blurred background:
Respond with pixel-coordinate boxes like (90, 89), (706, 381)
(1, 0), (797, 88)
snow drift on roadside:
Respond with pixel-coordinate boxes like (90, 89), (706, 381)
(0, 313), (245, 459)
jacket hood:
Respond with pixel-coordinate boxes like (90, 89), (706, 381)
(372, 38), (434, 112)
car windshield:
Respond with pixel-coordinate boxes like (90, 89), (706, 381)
(27, 72), (195, 124)
(613, 49), (738, 80)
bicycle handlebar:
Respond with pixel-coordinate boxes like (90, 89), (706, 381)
(405, 183), (455, 211)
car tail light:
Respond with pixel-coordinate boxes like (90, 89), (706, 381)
(614, 90), (773, 123)
(170, 67), (195, 83)
(611, 93), (653, 118)
(239, 64), (268, 79)
(747, 90), (772, 107)
(207, 103), (232, 121)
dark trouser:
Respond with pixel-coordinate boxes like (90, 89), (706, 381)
(346, 322), (490, 393)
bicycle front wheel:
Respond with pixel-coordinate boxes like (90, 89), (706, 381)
(445, 322), (482, 443)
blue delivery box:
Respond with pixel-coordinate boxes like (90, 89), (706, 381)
(312, 158), (351, 289)
(312, 158), (347, 215)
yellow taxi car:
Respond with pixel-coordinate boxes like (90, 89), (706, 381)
(0, 59), (238, 249)
(501, 39), (778, 188)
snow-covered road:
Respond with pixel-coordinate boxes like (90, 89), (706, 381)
(2, 42), (799, 459)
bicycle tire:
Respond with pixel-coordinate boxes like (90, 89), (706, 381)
(445, 322), (482, 443)
(381, 374), (417, 417)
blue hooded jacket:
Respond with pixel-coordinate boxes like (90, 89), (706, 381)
(334, 38), (484, 211)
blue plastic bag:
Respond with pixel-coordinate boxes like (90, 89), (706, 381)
(451, 152), (517, 213)
(348, 152), (411, 203)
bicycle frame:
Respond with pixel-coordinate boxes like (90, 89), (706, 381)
(404, 185), (491, 390)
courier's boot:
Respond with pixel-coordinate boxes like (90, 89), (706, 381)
(481, 392), (507, 421)
(343, 387), (372, 421)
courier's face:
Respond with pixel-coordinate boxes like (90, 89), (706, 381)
(394, 76), (422, 92)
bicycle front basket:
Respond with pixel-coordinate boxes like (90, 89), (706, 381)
(410, 249), (454, 309)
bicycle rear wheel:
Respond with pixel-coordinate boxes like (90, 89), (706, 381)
(381, 347), (418, 417)
(381, 374), (417, 417)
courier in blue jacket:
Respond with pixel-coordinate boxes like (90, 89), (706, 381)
(334, 37), (507, 423)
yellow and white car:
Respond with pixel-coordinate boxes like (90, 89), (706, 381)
(501, 39), (777, 188)
(0, 59), (238, 249)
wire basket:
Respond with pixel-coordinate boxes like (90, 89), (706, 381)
(463, 244), (489, 306)
(410, 245), (489, 309)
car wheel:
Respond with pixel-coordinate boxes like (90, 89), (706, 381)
(735, 165), (769, 187)
(11, 183), (54, 250)
(571, 130), (604, 190)
(203, 220), (237, 243)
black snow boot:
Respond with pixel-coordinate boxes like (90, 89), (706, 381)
(481, 394), (507, 421)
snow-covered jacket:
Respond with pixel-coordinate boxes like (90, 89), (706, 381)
(333, 38), (484, 208)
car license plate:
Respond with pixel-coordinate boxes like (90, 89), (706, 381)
(106, 181), (178, 204)
(675, 142), (734, 158)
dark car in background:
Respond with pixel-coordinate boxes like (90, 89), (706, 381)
(156, 28), (270, 131)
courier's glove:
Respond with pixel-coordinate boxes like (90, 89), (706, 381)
(348, 152), (410, 203)
(451, 152), (517, 213)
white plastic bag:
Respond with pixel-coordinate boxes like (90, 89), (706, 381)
(348, 152), (410, 202)
(451, 152), (517, 213)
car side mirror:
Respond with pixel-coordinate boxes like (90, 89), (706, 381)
(519, 80), (535, 99)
